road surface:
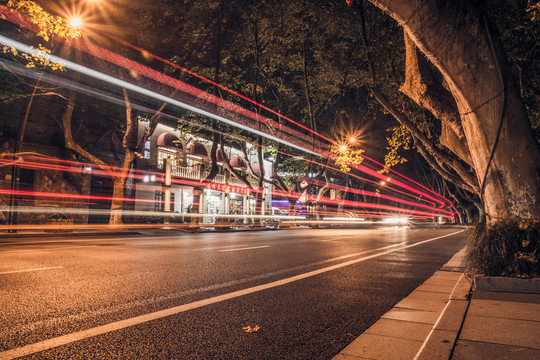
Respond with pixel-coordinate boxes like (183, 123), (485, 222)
(0, 225), (468, 359)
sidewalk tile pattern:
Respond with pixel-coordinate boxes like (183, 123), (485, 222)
(333, 268), (469, 360)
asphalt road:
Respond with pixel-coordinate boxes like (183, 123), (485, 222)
(0, 225), (468, 359)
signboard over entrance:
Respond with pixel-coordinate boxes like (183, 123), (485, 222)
(206, 182), (249, 195)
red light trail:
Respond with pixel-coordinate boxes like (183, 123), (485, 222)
(0, 155), (454, 219)
(0, 5), (456, 223)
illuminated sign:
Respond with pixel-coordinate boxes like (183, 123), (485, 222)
(206, 182), (249, 195)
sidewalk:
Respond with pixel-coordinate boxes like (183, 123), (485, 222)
(333, 248), (540, 360)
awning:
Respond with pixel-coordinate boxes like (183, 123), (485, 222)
(186, 141), (208, 159)
(157, 132), (182, 151)
(230, 155), (247, 170)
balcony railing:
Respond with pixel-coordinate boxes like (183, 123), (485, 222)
(164, 165), (254, 188)
(171, 166), (200, 179)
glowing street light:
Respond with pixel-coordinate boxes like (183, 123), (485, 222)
(69, 16), (83, 28)
(340, 145), (347, 152)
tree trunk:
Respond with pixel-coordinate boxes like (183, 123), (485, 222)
(464, 205), (474, 225)
(109, 176), (126, 225)
(369, 0), (540, 223)
(256, 136), (265, 225)
(316, 171), (331, 221)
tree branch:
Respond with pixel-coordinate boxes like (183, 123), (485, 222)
(372, 88), (480, 194)
(400, 32), (465, 139)
(412, 136), (476, 194)
(62, 92), (111, 171)
(220, 139), (253, 189)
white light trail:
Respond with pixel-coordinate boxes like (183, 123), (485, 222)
(0, 35), (323, 157)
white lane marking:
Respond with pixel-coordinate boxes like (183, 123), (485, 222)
(320, 237), (345, 242)
(0, 266), (63, 275)
(0, 230), (465, 360)
(218, 245), (270, 252)
(133, 240), (183, 246)
(198, 245), (248, 251)
(0, 246), (99, 254)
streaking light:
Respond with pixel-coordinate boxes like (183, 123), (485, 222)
(0, 34), (324, 158)
(382, 217), (409, 225)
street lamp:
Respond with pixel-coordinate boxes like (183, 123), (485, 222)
(69, 17), (83, 28)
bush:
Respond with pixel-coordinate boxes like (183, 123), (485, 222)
(464, 220), (539, 277)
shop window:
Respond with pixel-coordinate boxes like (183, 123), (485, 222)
(155, 191), (163, 211)
(154, 191), (174, 211)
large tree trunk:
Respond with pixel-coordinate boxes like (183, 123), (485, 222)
(369, 0), (540, 223)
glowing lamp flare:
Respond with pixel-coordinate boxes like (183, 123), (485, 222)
(69, 17), (82, 28)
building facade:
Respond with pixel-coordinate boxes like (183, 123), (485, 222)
(133, 118), (274, 224)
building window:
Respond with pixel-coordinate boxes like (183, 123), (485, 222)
(158, 149), (176, 169)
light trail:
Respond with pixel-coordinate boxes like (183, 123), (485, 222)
(0, 5), (453, 210)
(0, 5), (454, 216)
(304, 178), (454, 216)
(360, 153), (453, 207)
(0, 185), (453, 219)
(100, 32), (335, 145)
(0, 5), (327, 155)
(273, 149), (442, 208)
(93, 31), (452, 208)
(0, 34), (324, 158)
(2, 155), (453, 219)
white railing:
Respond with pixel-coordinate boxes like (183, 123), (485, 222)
(170, 166), (253, 188)
(172, 166), (201, 180)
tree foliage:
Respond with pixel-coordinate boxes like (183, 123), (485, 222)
(1, 0), (80, 69)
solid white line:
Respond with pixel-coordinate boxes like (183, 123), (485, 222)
(133, 240), (183, 246)
(0, 230), (464, 360)
(0, 266), (63, 275)
(218, 245), (270, 252)
(198, 245), (247, 251)
(320, 237), (344, 242)
(0, 246), (98, 254)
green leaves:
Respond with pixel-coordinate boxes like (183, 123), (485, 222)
(331, 143), (365, 173)
(2, 0), (80, 70)
(384, 125), (411, 168)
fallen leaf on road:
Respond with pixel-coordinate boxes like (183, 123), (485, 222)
(243, 325), (260, 333)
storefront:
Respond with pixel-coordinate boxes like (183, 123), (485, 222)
(202, 183), (250, 224)
(204, 190), (224, 224)
(229, 193), (244, 215)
